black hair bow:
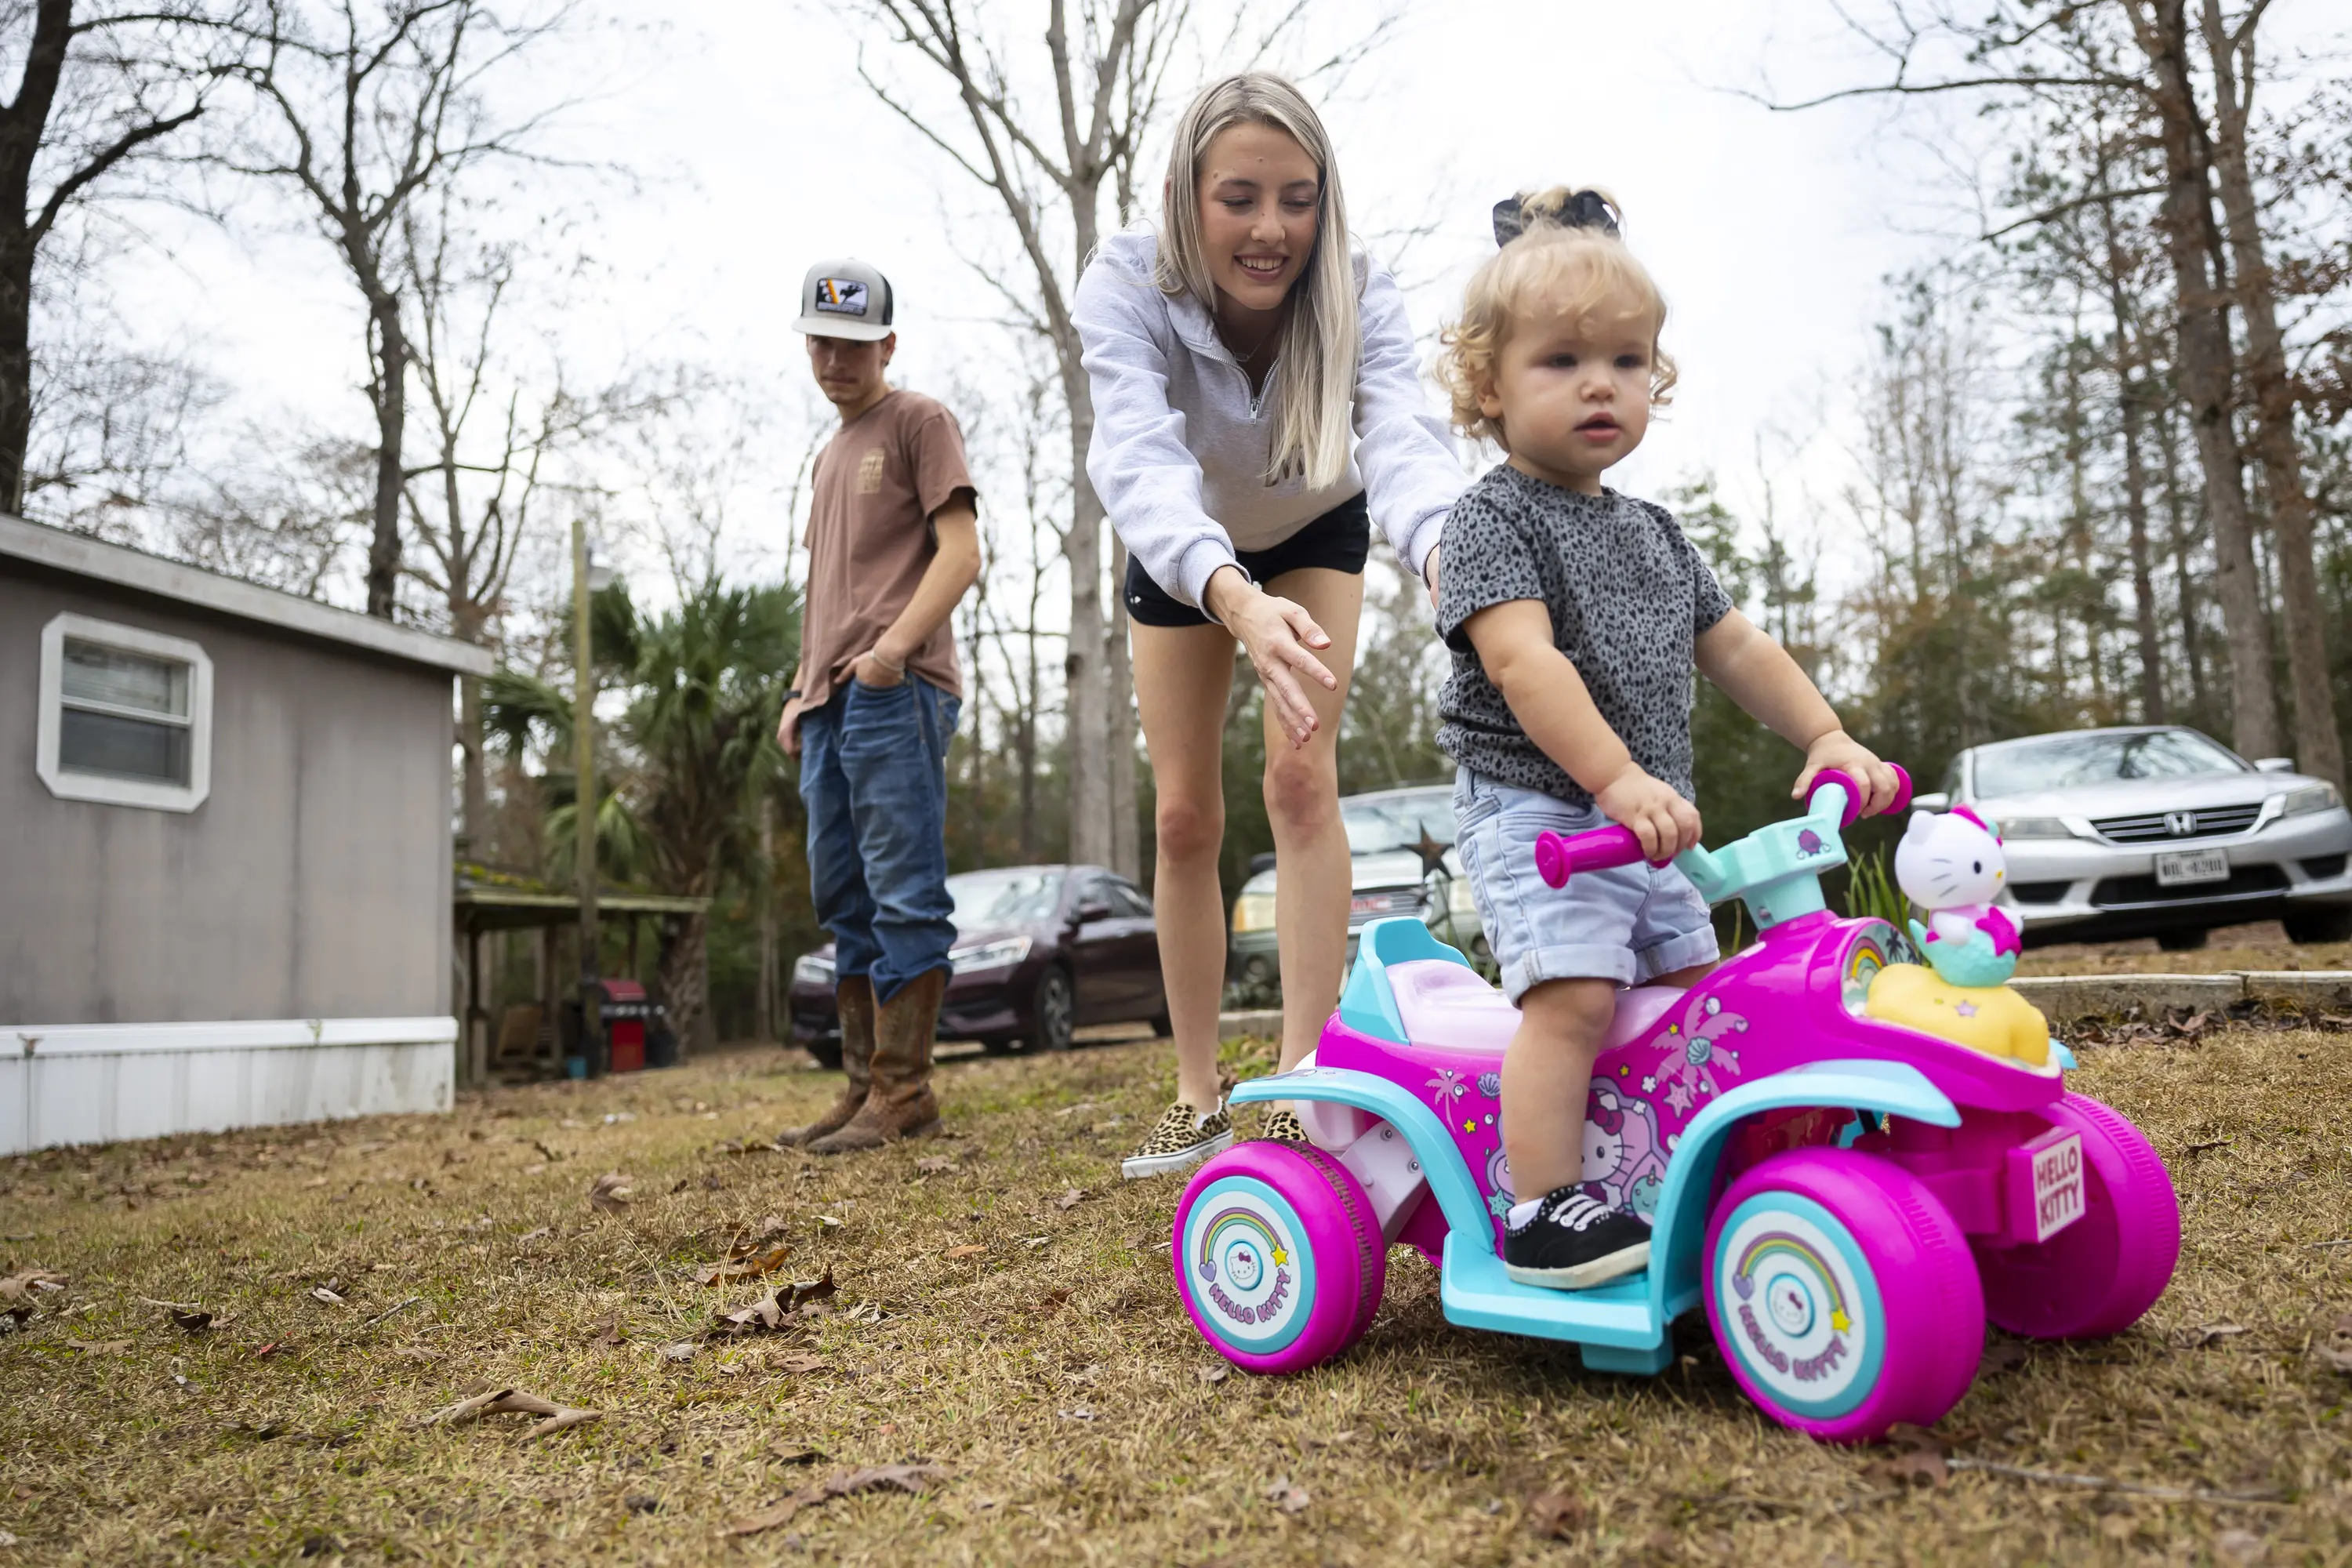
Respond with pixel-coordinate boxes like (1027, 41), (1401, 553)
(1491, 188), (1621, 248)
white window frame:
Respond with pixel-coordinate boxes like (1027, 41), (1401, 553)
(36, 612), (213, 812)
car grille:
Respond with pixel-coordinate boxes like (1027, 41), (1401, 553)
(2008, 881), (2071, 905)
(2302, 854), (2348, 879)
(1346, 889), (1425, 925)
(2091, 864), (2288, 907)
(2090, 803), (2263, 842)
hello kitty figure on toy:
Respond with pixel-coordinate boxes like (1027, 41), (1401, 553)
(1895, 806), (2021, 988)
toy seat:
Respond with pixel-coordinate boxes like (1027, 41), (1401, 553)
(1340, 918), (1684, 1053)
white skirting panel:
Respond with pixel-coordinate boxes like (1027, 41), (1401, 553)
(1, 1017), (457, 1156)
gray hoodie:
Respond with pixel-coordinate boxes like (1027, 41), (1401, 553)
(1073, 231), (1465, 610)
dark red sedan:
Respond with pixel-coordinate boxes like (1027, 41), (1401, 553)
(788, 865), (1167, 1065)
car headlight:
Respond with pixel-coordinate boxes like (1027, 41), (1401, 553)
(949, 935), (1031, 975)
(1230, 890), (1277, 934)
(792, 953), (834, 988)
(2281, 783), (2341, 816)
(1996, 816), (2073, 840)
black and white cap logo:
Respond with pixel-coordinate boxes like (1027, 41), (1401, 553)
(812, 278), (869, 318)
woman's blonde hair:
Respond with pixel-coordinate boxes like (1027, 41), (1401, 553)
(1435, 187), (1677, 448)
(1155, 72), (1356, 488)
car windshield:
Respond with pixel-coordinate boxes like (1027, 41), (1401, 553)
(1973, 730), (2247, 797)
(945, 869), (1064, 926)
(1341, 792), (1456, 855)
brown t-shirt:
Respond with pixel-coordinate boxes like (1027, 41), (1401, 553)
(786, 390), (976, 729)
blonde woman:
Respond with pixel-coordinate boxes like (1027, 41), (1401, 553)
(1073, 72), (1465, 1178)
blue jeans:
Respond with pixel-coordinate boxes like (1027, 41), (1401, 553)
(799, 675), (961, 1003)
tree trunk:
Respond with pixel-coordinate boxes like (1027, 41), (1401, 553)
(1018, 604), (1040, 860)
(756, 802), (775, 1043)
(2201, 0), (2341, 783)
(364, 291), (408, 619)
(1107, 532), (1139, 880)
(1058, 328), (1109, 867)
(2157, 393), (2211, 721)
(0, 246), (31, 516)
(2100, 210), (2165, 722)
(2137, 0), (2278, 757)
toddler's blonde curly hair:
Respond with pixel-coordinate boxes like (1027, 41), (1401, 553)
(1435, 187), (1678, 448)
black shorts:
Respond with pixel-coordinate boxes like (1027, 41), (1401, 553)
(1122, 493), (1371, 629)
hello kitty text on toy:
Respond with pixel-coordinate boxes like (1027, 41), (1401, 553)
(1894, 805), (2021, 988)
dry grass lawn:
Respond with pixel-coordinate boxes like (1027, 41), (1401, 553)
(4, 1027), (2350, 1565)
(2017, 920), (2352, 977)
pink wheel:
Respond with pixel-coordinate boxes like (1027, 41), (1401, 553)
(1704, 1149), (1985, 1443)
(1172, 1142), (1385, 1375)
(1974, 1093), (2180, 1340)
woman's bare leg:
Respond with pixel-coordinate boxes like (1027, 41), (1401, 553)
(1258, 565), (1364, 1070)
(1131, 618), (1240, 1112)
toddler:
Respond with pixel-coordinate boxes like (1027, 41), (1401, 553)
(1432, 188), (1900, 1289)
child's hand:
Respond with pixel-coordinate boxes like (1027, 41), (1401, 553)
(1595, 766), (1703, 862)
(1793, 731), (1904, 816)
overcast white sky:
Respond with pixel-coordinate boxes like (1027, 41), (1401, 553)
(105, 0), (2004, 607)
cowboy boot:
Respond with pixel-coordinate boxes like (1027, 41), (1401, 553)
(778, 975), (875, 1145)
(808, 967), (945, 1152)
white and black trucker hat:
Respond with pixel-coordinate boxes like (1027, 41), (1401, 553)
(792, 258), (895, 341)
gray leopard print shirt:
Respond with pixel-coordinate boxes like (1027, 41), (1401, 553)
(1436, 466), (1733, 809)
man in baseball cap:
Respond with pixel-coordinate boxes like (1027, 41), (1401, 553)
(779, 257), (980, 1155)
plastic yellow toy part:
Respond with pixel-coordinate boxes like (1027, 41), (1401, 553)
(1864, 963), (2051, 1066)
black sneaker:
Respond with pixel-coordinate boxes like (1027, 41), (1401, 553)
(1502, 1185), (1652, 1290)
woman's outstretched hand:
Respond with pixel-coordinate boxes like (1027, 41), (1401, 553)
(1204, 566), (1337, 748)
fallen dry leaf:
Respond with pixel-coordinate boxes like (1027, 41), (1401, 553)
(588, 1312), (626, 1347)
(310, 1287), (347, 1308)
(914, 1156), (956, 1174)
(944, 1244), (988, 1260)
(2176, 1321), (2252, 1349)
(1198, 1365), (1229, 1385)
(2317, 1344), (2352, 1374)
(2216, 1528), (2271, 1566)
(777, 1353), (829, 1374)
(518, 1226), (553, 1243)
(1265, 1476), (1310, 1514)
(1526, 1486), (1588, 1539)
(169, 1309), (216, 1333)
(1867, 1422), (1951, 1487)
(1978, 1338), (2029, 1374)
(771, 1444), (824, 1466)
(0, 1269), (67, 1305)
(722, 1463), (949, 1537)
(587, 1172), (633, 1214)
(711, 1265), (838, 1335)
(63, 1337), (131, 1354)
(1053, 1187), (1085, 1210)
(422, 1386), (601, 1440)
(697, 1243), (793, 1287)
(659, 1341), (699, 1364)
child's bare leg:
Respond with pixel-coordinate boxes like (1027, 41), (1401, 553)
(1499, 976), (1657, 1290)
(1500, 978), (1617, 1200)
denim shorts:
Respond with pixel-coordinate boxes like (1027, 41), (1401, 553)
(1452, 768), (1719, 1002)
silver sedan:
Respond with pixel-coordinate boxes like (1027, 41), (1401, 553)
(1917, 726), (2352, 951)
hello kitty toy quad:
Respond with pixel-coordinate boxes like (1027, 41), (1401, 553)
(1171, 768), (2180, 1443)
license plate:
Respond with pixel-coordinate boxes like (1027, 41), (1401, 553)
(2027, 1131), (2085, 1242)
(2154, 847), (2229, 887)
(1351, 893), (1398, 915)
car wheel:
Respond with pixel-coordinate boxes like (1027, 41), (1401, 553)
(2284, 906), (2352, 944)
(1029, 968), (1075, 1053)
(804, 1038), (843, 1071)
(2154, 927), (2209, 952)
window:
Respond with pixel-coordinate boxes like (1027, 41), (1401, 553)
(37, 613), (212, 811)
(1105, 880), (1153, 919)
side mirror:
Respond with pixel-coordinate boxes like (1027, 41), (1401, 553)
(1910, 792), (1951, 811)
(2255, 757), (2296, 773)
(1247, 851), (1277, 878)
(1073, 900), (1113, 924)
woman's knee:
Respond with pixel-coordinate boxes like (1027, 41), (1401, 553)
(1263, 750), (1338, 833)
(1156, 793), (1225, 864)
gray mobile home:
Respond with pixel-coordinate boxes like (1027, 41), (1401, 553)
(0, 514), (491, 1154)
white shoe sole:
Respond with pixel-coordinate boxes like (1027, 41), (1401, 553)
(1504, 1240), (1651, 1291)
(1120, 1130), (1236, 1180)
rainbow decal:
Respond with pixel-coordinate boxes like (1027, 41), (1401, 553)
(1732, 1231), (1855, 1337)
(1196, 1207), (1289, 1287)
(1842, 932), (1889, 1013)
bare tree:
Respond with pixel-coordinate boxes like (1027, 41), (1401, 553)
(222, 0), (579, 619)
(0, 0), (238, 514)
(2198, 0), (2341, 782)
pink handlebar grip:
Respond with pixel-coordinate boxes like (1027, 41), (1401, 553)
(1534, 825), (1654, 889)
(1804, 763), (1915, 828)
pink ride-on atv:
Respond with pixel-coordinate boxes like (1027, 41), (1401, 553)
(1171, 768), (2181, 1442)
